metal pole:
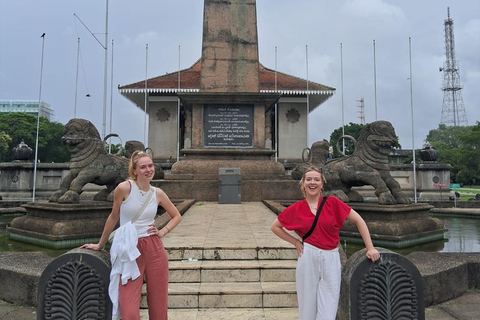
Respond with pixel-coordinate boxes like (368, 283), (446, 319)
(341, 43), (345, 153)
(144, 44), (148, 146)
(102, 0), (109, 140)
(409, 37), (418, 203)
(373, 39), (378, 121)
(109, 39), (114, 154)
(274, 46), (278, 162)
(74, 37), (80, 118)
(33, 33), (46, 202)
(305, 45), (309, 147)
(177, 45), (181, 163)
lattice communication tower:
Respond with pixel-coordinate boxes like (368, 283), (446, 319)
(357, 98), (365, 125)
(440, 7), (468, 126)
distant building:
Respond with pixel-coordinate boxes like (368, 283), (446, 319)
(0, 100), (54, 121)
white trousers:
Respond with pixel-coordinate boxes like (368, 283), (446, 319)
(296, 243), (341, 320)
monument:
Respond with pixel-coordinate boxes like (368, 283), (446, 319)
(118, 0), (335, 201)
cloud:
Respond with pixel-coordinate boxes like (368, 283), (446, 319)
(341, 0), (407, 36)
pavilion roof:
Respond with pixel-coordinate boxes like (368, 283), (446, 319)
(118, 59), (335, 112)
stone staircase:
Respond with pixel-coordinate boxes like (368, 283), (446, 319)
(163, 247), (298, 309)
(139, 202), (300, 318)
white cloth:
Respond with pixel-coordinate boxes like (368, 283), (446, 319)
(108, 221), (141, 320)
(296, 243), (341, 320)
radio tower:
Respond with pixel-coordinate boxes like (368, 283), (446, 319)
(357, 98), (365, 124)
(440, 7), (468, 126)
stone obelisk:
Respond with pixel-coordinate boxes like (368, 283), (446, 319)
(200, 0), (259, 93)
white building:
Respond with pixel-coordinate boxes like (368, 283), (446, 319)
(0, 100), (54, 121)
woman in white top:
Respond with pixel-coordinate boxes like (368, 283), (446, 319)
(82, 150), (182, 320)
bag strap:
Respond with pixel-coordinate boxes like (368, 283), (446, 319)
(302, 196), (329, 243)
(131, 186), (155, 224)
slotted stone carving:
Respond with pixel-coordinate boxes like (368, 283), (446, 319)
(339, 248), (424, 320)
(38, 250), (111, 320)
(358, 259), (419, 319)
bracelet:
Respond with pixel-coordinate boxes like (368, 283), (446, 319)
(164, 226), (170, 234)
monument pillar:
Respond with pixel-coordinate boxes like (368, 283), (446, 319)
(168, 0), (285, 182)
(200, 0), (259, 93)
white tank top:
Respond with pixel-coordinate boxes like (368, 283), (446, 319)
(119, 180), (158, 238)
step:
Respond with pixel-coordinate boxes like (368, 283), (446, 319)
(140, 281), (297, 309)
(169, 259), (297, 283)
(166, 281), (297, 309)
(166, 246), (298, 261)
(141, 308), (299, 320)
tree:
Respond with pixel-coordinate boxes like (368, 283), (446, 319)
(105, 143), (125, 157)
(0, 131), (12, 157)
(456, 122), (480, 186)
(328, 122), (402, 157)
(425, 123), (477, 185)
(0, 113), (69, 163)
(425, 124), (470, 149)
(329, 122), (365, 156)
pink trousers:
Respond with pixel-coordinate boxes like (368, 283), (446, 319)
(118, 235), (169, 320)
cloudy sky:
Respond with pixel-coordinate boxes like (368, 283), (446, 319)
(1, 0), (479, 151)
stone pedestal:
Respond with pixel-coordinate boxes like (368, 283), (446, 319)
(341, 203), (446, 248)
(7, 201), (112, 249)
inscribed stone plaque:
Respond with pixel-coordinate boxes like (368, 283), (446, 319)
(204, 104), (254, 148)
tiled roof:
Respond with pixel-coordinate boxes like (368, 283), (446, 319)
(118, 59), (335, 94)
(118, 59), (335, 111)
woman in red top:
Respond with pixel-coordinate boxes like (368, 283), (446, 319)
(271, 166), (380, 320)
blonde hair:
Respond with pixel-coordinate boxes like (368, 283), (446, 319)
(299, 166), (326, 198)
(128, 150), (152, 180)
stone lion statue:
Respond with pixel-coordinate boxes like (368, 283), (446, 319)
(323, 121), (411, 205)
(294, 121), (411, 205)
(50, 118), (129, 203)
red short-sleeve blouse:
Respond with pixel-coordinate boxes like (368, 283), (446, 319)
(278, 196), (351, 250)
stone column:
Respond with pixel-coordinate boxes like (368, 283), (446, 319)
(184, 109), (192, 148)
(200, 0), (259, 93)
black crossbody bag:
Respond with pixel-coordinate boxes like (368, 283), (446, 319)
(302, 196), (329, 244)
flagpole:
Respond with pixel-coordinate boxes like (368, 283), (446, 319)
(144, 44), (148, 146)
(102, 0), (109, 140)
(108, 39), (114, 154)
(274, 46), (278, 162)
(409, 37), (418, 203)
(305, 45), (309, 147)
(373, 39), (378, 121)
(341, 43), (345, 153)
(177, 45), (181, 163)
(74, 37), (80, 118)
(33, 33), (46, 202)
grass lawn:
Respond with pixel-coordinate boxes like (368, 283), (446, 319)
(451, 185), (480, 201)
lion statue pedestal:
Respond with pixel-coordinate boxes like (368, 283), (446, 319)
(8, 201), (113, 249)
